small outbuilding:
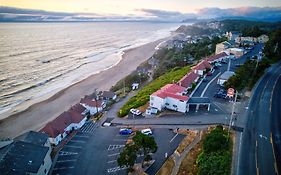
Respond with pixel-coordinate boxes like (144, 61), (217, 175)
(217, 71), (235, 86)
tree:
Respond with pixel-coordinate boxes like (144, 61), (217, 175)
(117, 144), (138, 171)
(133, 131), (158, 165)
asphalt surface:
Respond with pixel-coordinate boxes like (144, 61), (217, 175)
(238, 62), (281, 175)
(51, 125), (183, 175)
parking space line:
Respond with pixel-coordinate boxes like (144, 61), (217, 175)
(107, 166), (128, 173)
(57, 159), (77, 163)
(59, 151), (78, 155)
(75, 135), (90, 138)
(108, 153), (120, 157)
(170, 133), (179, 143)
(64, 145), (82, 148)
(107, 160), (117, 163)
(53, 166), (74, 170)
(69, 140), (86, 143)
(108, 145), (125, 150)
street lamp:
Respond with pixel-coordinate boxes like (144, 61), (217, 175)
(228, 89), (238, 138)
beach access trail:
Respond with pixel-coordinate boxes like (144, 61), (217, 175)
(0, 39), (165, 138)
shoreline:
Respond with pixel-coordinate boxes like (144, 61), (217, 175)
(0, 38), (167, 139)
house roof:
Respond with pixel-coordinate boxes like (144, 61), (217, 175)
(219, 71), (235, 80)
(80, 98), (103, 108)
(192, 60), (212, 71)
(178, 71), (199, 88)
(102, 91), (116, 99)
(69, 104), (87, 115)
(206, 52), (228, 62)
(151, 84), (189, 101)
(0, 141), (49, 175)
(15, 131), (49, 146)
(41, 109), (85, 138)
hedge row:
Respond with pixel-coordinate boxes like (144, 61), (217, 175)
(118, 66), (191, 117)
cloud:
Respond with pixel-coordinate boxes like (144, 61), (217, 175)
(137, 9), (197, 22)
(0, 6), (280, 22)
(197, 6), (281, 21)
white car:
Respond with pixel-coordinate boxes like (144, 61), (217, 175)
(141, 128), (153, 135)
(130, 108), (142, 116)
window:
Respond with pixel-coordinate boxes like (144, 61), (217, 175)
(165, 103), (170, 106)
(150, 103), (153, 106)
(173, 105), (177, 108)
(151, 97), (154, 100)
(180, 100), (184, 102)
(44, 169), (47, 174)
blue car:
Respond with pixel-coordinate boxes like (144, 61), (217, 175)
(119, 128), (133, 135)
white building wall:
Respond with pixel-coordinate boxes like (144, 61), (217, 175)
(150, 95), (165, 111)
(165, 97), (187, 113)
(217, 78), (227, 86)
(36, 152), (52, 175)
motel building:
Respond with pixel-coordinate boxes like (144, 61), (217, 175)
(150, 84), (189, 113)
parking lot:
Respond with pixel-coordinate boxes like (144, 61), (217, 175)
(52, 121), (97, 175)
(51, 126), (184, 175)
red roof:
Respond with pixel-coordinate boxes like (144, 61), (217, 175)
(206, 52), (228, 62)
(178, 71), (199, 88)
(152, 84), (189, 101)
(192, 60), (212, 71)
(41, 105), (86, 138)
(80, 98), (103, 108)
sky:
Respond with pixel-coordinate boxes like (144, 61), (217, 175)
(0, 0), (281, 22)
(1, 0), (281, 15)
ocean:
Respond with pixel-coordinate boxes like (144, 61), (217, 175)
(0, 22), (181, 115)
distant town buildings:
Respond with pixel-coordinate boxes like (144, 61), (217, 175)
(215, 41), (232, 54)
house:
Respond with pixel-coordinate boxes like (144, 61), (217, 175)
(226, 31), (241, 41)
(258, 34), (269, 43)
(41, 104), (88, 145)
(227, 48), (245, 58)
(80, 98), (106, 115)
(150, 84), (189, 113)
(205, 52), (229, 64)
(178, 71), (199, 90)
(0, 131), (52, 175)
(101, 91), (117, 101)
(215, 41), (232, 54)
(217, 71), (235, 86)
(236, 36), (257, 44)
(192, 60), (212, 76)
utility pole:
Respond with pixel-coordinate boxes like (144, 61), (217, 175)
(228, 89), (238, 139)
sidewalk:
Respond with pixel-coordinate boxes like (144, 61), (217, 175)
(171, 131), (201, 175)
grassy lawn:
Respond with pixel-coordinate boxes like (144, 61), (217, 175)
(118, 66), (191, 117)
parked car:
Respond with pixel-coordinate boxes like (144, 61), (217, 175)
(221, 60), (228, 64)
(214, 89), (227, 98)
(215, 63), (222, 67)
(119, 128), (133, 135)
(206, 72), (212, 76)
(141, 128), (153, 135)
(202, 78), (208, 82)
(130, 108), (142, 116)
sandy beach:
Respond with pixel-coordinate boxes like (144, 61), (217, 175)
(0, 39), (165, 138)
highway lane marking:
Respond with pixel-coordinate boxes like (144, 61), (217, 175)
(269, 73), (281, 113)
(270, 133), (279, 175)
(255, 140), (259, 175)
(170, 133), (179, 143)
(212, 102), (227, 113)
(236, 132), (243, 175)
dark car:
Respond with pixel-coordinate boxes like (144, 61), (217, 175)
(221, 60), (228, 64)
(214, 89), (227, 98)
(119, 128), (133, 135)
(206, 72), (212, 76)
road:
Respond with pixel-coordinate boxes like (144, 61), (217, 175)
(238, 62), (281, 175)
